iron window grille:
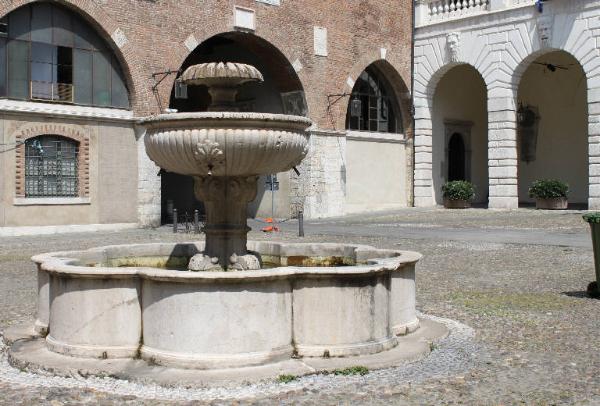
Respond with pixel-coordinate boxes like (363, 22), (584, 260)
(25, 135), (78, 197)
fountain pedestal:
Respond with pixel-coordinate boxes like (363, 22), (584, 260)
(189, 176), (260, 271)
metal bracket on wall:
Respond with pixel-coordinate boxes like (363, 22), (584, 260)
(151, 69), (182, 113)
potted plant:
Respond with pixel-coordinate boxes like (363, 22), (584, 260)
(582, 212), (600, 298)
(442, 180), (475, 209)
(528, 179), (569, 210)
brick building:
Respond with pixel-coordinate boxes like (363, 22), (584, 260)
(0, 0), (414, 232)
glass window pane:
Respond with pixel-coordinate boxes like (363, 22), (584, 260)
(93, 51), (110, 106)
(30, 42), (54, 63)
(111, 56), (129, 108)
(52, 6), (73, 48)
(73, 48), (92, 105)
(8, 6), (30, 40)
(31, 3), (52, 44)
(73, 18), (104, 50)
(31, 62), (52, 82)
(7, 40), (29, 99)
(0, 38), (6, 96)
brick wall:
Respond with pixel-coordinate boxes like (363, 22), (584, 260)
(0, 0), (413, 130)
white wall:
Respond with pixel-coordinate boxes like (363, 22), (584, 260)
(345, 135), (407, 213)
(518, 51), (588, 204)
(432, 65), (488, 204)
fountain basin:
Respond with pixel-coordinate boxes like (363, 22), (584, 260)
(141, 112), (311, 177)
(33, 242), (420, 369)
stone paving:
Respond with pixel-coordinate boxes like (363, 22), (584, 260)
(1, 208), (599, 405)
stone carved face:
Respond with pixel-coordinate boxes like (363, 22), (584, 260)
(538, 16), (552, 48)
(446, 32), (460, 63)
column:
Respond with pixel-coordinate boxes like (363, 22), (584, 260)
(413, 94), (435, 206)
(487, 86), (519, 209)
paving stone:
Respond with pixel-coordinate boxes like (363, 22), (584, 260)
(0, 209), (599, 404)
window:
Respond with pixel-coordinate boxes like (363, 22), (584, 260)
(346, 67), (400, 133)
(25, 135), (78, 197)
(0, 3), (129, 108)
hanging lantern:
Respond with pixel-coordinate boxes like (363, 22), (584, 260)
(350, 98), (362, 118)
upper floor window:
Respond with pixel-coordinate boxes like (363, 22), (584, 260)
(0, 3), (129, 108)
(25, 135), (79, 197)
(346, 66), (401, 133)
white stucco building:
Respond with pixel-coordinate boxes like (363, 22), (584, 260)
(414, 0), (600, 209)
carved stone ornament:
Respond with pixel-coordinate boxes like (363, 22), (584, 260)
(537, 15), (553, 48)
(194, 139), (225, 175)
(446, 32), (461, 63)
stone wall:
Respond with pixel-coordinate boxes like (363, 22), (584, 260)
(414, 0), (600, 209)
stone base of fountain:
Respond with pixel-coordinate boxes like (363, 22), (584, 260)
(27, 241), (424, 370)
(5, 317), (448, 386)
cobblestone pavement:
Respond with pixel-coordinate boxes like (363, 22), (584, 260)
(1, 208), (599, 405)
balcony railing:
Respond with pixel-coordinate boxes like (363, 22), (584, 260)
(416, 0), (537, 27)
(30, 81), (74, 103)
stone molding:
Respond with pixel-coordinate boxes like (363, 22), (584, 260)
(0, 99), (135, 123)
(346, 130), (406, 144)
(14, 122), (91, 199)
(13, 197), (91, 206)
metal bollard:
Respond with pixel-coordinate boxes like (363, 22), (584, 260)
(194, 209), (200, 234)
(173, 209), (178, 233)
(298, 209), (304, 237)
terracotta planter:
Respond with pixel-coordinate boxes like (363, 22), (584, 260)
(535, 197), (568, 210)
(443, 198), (471, 209)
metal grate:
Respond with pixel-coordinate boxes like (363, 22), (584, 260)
(30, 81), (74, 103)
(25, 136), (79, 197)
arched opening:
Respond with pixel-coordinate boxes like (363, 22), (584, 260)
(448, 132), (466, 182)
(432, 65), (487, 205)
(345, 64), (402, 133)
(516, 50), (588, 208)
(0, 2), (129, 108)
(161, 32), (306, 224)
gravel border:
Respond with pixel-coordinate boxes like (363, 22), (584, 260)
(0, 313), (478, 403)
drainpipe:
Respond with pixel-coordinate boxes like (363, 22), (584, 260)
(410, 0), (416, 207)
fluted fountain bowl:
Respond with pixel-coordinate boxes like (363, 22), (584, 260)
(141, 112), (312, 177)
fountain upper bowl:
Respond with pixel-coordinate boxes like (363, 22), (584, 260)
(140, 112), (312, 177)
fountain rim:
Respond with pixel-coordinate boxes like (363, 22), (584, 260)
(31, 241), (422, 283)
(138, 112), (313, 130)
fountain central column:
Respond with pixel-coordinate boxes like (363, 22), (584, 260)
(189, 176), (260, 271)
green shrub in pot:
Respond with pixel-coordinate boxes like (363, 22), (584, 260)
(442, 180), (475, 209)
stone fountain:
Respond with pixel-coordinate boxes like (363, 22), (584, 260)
(143, 62), (311, 271)
(5, 62), (442, 378)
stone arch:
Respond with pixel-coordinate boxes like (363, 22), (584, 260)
(513, 48), (589, 206)
(429, 63), (488, 205)
(0, 0), (138, 110)
(511, 48), (587, 91)
(14, 122), (91, 198)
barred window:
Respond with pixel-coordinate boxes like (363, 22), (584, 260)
(346, 66), (401, 133)
(25, 135), (78, 197)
